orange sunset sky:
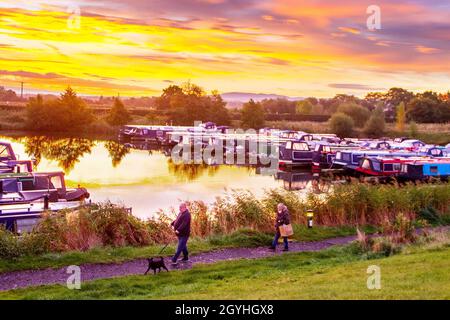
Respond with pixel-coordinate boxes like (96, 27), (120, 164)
(0, 0), (449, 97)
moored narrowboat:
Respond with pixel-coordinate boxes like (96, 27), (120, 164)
(0, 171), (90, 232)
(399, 159), (450, 181)
(279, 140), (315, 170)
(354, 156), (425, 176)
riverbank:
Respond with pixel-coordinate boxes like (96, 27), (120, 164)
(1, 182), (449, 273)
(0, 225), (363, 274)
(1, 228), (449, 299)
(0, 232), (360, 291)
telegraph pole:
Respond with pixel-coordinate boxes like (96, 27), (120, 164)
(20, 82), (24, 99)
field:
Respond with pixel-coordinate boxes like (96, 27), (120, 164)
(1, 234), (449, 300)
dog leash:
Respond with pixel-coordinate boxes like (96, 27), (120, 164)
(158, 243), (169, 255)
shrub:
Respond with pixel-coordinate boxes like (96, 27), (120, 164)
(0, 226), (21, 259)
(337, 102), (370, 127)
(329, 112), (354, 137)
(408, 121), (419, 138)
(364, 106), (386, 136)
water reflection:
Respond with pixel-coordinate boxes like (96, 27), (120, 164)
(1, 133), (335, 218)
(104, 141), (130, 167)
(23, 136), (95, 172)
(167, 158), (222, 182)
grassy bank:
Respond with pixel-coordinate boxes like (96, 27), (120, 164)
(0, 225), (362, 274)
(2, 231), (449, 299)
(1, 182), (449, 273)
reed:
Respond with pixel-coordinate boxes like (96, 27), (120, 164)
(1, 183), (449, 259)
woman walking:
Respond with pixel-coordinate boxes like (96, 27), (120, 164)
(269, 203), (290, 251)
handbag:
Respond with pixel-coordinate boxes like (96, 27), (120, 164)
(279, 223), (294, 237)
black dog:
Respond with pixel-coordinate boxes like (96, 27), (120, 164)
(144, 257), (169, 275)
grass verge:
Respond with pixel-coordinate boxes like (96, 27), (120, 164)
(0, 225), (367, 274)
(2, 232), (449, 299)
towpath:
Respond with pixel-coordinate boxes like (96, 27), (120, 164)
(0, 235), (356, 291)
(1, 226), (447, 291)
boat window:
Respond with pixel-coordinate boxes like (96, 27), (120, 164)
(342, 153), (351, 162)
(50, 175), (63, 190)
(0, 146), (12, 159)
(383, 164), (394, 172)
(413, 142), (423, 148)
(393, 163), (401, 171)
(352, 154), (360, 164)
(401, 164), (408, 173)
(303, 135), (313, 141)
(336, 152), (342, 160)
(314, 144), (321, 152)
(430, 166), (438, 174)
(323, 146), (331, 153)
(362, 159), (371, 169)
(430, 149), (442, 156)
(285, 141), (292, 149)
(372, 161), (381, 172)
(292, 143), (309, 151)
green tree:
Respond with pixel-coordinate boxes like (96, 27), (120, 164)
(329, 112), (354, 138)
(154, 82), (230, 125)
(396, 102), (406, 132)
(107, 98), (131, 126)
(364, 106), (386, 136)
(296, 100), (313, 115)
(26, 87), (94, 132)
(407, 97), (441, 123)
(241, 99), (265, 129)
(337, 102), (370, 127)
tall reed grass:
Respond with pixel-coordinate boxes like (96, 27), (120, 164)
(1, 183), (449, 259)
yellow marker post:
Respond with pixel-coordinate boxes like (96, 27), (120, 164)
(306, 209), (314, 228)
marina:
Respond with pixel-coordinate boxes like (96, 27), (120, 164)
(1, 123), (449, 232)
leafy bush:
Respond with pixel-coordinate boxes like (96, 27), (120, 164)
(337, 102), (370, 127)
(364, 106), (386, 136)
(329, 112), (354, 137)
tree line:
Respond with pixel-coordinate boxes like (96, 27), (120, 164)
(21, 84), (450, 134)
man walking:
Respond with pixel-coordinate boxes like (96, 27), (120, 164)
(171, 202), (191, 265)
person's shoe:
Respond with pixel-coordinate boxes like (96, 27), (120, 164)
(181, 257), (189, 262)
(171, 260), (178, 266)
(282, 248), (289, 252)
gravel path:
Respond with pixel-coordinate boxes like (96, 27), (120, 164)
(2, 226), (447, 292)
(0, 235), (357, 291)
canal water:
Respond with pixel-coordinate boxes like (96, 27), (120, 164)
(1, 134), (317, 219)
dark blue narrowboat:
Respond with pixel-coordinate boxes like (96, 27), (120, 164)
(311, 142), (360, 169)
(332, 150), (424, 171)
(399, 159), (450, 181)
(279, 140), (315, 170)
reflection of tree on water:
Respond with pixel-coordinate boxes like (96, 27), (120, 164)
(167, 158), (220, 182)
(104, 141), (130, 167)
(23, 136), (95, 172)
(274, 170), (332, 193)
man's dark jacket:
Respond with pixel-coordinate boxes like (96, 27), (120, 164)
(172, 209), (191, 237)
